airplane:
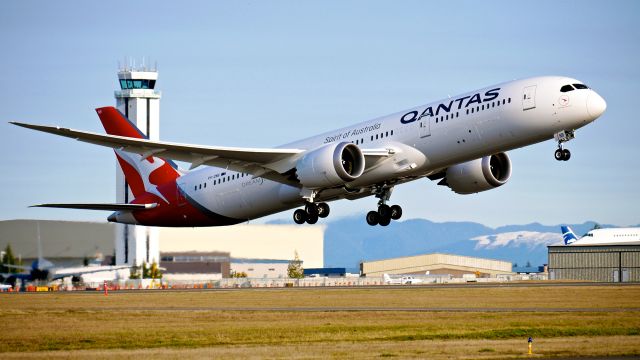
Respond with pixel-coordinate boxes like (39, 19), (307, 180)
(11, 75), (606, 227)
(561, 225), (640, 245)
(383, 273), (423, 285)
(1, 223), (130, 285)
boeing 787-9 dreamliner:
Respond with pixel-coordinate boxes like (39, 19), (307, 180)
(12, 76), (606, 227)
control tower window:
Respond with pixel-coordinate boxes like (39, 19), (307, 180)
(560, 84), (575, 92)
(119, 79), (156, 89)
(573, 83), (589, 89)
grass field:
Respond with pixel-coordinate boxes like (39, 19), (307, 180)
(2, 284), (640, 359)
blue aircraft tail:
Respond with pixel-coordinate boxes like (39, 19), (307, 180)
(561, 225), (579, 245)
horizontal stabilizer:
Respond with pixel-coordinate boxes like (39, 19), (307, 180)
(30, 203), (157, 211)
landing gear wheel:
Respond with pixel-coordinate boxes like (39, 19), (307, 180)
(378, 204), (391, 219)
(379, 215), (391, 227)
(317, 203), (330, 218)
(390, 205), (403, 220)
(555, 149), (564, 161)
(293, 209), (307, 224)
(305, 203), (318, 216)
(562, 149), (571, 161)
(366, 211), (380, 226)
(306, 213), (319, 224)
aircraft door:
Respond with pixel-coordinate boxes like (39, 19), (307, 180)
(522, 85), (537, 111)
(419, 118), (431, 138)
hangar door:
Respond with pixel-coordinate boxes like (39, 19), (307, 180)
(522, 85), (536, 111)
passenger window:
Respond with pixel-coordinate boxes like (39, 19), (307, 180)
(560, 85), (574, 92)
(385, 131), (388, 137)
(471, 108), (474, 113)
(508, 98), (511, 103)
(502, 99), (506, 105)
(390, 130), (393, 136)
(375, 134), (379, 140)
(466, 109), (469, 115)
(371, 136), (373, 141)
(194, 185), (197, 191)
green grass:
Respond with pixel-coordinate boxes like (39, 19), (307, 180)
(1, 285), (640, 358)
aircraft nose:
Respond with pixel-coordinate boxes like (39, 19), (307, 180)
(587, 91), (607, 119)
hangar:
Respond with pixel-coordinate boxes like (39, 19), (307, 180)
(0, 219), (324, 278)
(548, 244), (640, 282)
(360, 253), (513, 278)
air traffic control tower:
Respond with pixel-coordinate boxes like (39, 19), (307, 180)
(113, 61), (161, 267)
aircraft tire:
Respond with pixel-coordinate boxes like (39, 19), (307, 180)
(317, 203), (330, 218)
(562, 149), (571, 161)
(390, 205), (402, 220)
(306, 213), (319, 224)
(378, 204), (391, 218)
(305, 203), (318, 216)
(555, 149), (563, 161)
(293, 209), (307, 224)
(366, 211), (379, 226)
(379, 216), (391, 226)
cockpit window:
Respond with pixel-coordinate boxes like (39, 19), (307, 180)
(573, 83), (589, 89)
(560, 84), (575, 92)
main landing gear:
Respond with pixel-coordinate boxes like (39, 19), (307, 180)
(366, 186), (402, 226)
(554, 130), (574, 161)
(293, 202), (330, 225)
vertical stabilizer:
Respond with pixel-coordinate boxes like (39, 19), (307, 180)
(561, 226), (579, 245)
(95, 107), (180, 201)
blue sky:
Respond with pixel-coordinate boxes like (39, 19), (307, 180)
(1, 1), (639, 227)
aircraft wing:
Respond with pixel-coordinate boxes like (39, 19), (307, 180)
(50, 265), (131, 280)
(11, 122), (391, 187)
(2, 264), (33, 271)
(31, 203), (157, 211)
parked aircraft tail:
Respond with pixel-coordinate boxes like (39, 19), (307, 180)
(561, 225), (579, 245)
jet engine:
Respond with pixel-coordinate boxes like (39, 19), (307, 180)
(444, 152), (511, 194)
(296, 142), (365, 189)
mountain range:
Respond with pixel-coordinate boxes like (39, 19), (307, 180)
(315, 217), (625, 269)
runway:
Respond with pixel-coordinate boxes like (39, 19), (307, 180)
(55, 306), (640, 313)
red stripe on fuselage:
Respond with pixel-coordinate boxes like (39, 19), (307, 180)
(130, 181), (243, 227)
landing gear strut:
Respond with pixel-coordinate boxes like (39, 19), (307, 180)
(366, 186), (403, 226)
(293, 202), (330, 225)
(554, 130), (574, 161)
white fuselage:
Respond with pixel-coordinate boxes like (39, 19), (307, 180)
(571, 228), (640, 245)
(177, 76), (604, 221)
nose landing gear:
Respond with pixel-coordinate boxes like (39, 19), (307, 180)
(554, 130), (575, 161)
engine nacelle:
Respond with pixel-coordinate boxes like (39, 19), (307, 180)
(445, 153), (511, 194)
(296, 142), (365, 189)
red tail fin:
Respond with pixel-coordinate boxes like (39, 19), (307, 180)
(95, 107), (180, 200)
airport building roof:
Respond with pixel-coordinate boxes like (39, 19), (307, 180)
(360, 253), (513, 277)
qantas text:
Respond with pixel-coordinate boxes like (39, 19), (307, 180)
(400, 88), (500, 124)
